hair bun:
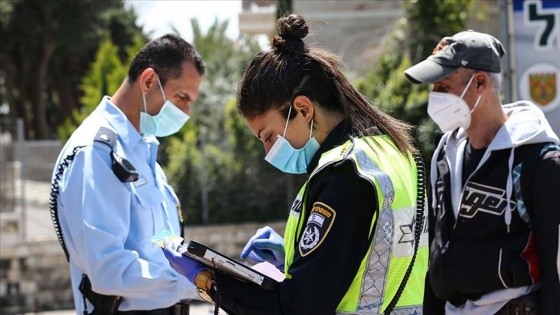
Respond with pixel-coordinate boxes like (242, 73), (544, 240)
(278, 13), (308, 40)
(272, 13), (308, 50)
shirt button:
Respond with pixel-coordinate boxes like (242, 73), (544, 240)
(147, 293), (155, 299)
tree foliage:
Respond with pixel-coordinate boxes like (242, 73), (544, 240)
(0, 0), (145, 139)
(405, 0), (477, 65)
(356, 0), (477, 168)
(57, 37), (146, 142)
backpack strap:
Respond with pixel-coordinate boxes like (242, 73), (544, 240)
(515, 142), (560, 228)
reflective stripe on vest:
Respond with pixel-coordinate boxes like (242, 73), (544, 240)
(284, 136), (427, 314)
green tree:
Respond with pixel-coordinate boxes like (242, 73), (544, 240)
(0, 0), (144, 139)
(405, 0), (477, 64)
(57, 36), (145, 142)
(356, 0), (477, 167)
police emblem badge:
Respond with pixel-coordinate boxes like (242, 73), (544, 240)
(299, 202), (336, 257)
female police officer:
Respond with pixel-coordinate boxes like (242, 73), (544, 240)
(164, 13), (428, 314)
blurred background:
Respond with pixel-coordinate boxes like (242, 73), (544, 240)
(1, 0), (558, 313)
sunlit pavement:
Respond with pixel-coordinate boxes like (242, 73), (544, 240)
(26, 302), (217, 315)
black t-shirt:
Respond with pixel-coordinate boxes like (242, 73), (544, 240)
(462, 141), (486, 186)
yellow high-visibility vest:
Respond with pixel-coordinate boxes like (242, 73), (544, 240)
(284, 136), (428, 314)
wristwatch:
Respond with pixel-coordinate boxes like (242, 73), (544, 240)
(194, 269), (214, 303)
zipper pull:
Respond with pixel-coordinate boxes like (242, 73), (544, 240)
(441, 241), (449, 254)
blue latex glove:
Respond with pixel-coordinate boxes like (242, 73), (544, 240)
(163, 242), (207, 284)
(240, 226), (285, 270)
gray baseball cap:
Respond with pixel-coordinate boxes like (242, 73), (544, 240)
(404, 30), (506, 84)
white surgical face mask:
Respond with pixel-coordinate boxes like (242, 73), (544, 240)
(140, 75), (190, 137)
(264, 106), (320, 174)
(427, 74), (482, 132)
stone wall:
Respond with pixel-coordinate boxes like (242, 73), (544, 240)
(0, 221), (286, 314)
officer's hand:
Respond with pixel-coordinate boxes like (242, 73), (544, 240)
(163, 241), (207, 284)
(240, 226), (285, 270)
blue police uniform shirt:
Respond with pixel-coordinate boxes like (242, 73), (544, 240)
(53, 96), (197, 312)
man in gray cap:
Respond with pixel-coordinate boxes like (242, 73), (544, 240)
(405, 30), (559, 314)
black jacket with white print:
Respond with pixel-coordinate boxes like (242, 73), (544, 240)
(424, 101), (560, 315)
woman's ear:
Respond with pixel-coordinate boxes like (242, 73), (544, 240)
(293, 95), (314, 123)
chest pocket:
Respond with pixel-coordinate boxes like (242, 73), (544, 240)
(162, 182), (182, 231)
(157, 169), (179, 207)
(130, 178), (164, 240)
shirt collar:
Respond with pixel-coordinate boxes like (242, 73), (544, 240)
(98, 96), (147, 149)
(306, 119), (352, 174)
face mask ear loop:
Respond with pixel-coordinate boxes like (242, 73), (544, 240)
(470, 95), (482, 113)
(155, 75), (167, 102)
(142, 93), (148, 113)
(309, 119), (314, 140)
(282, 106), (293, 137)
(460, 74), (476, 99)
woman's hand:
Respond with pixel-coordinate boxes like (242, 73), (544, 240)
(240, 226), (285, 270)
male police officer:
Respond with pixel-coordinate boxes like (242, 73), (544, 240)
(51, 34), (205, 314)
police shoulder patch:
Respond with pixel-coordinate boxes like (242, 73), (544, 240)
(93, 126), (117, 148)
(299, 202), (336, 257)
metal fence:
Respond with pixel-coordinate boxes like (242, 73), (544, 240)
(0, 116), (68, 314)
(0, 116), (24, 214)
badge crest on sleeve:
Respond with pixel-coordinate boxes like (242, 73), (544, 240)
(299, 202), (336, 257)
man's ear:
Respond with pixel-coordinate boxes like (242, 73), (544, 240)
(139, 68), (157, 94)
(292, 95), (314, 123)
(474, 72), (487, 91)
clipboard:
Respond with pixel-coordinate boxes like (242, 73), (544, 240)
(179, 240), (279, 292)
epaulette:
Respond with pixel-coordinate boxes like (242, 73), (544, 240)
(93, 126), (117, 148)
(93, 126), (139, 183)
